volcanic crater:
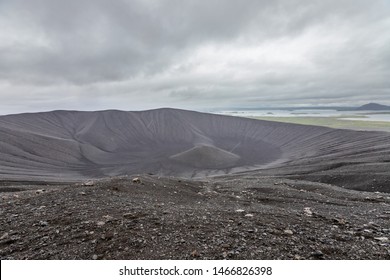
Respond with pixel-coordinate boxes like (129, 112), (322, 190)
(1, 108), (390, 260)
(0, 108), (390, 188)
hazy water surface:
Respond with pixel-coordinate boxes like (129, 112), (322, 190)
(213, 110), (390, 122)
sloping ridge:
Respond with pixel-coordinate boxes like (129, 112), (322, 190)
(0, 108), (390, 181)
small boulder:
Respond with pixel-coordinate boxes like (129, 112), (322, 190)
(132, 177), (141, 184)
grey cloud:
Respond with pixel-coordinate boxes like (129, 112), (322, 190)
(0, 0), (390, 113)
(0, 0), (370, 84)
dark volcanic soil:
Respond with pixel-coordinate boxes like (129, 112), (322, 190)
(1, 109), (390, 260)
(1, 175), (389, 260)
(1, 108), (390, 184)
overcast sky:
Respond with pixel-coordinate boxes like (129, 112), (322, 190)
(1, 0), (390, 114)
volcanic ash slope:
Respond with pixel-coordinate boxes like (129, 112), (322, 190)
(0, 108), (389, 186)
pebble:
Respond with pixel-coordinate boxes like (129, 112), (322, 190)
(0, 232), (9, 240)
(191, 250), (200, 257)
(374, 237), (388, 242)
(92, 254), (98, 260)
(39, 221), (48, 227)
(96, 221), (105, 226)
(311, 250), (324, 259)
(333, 218), (346, 225)
(284, 229), (294, 235)
(235, 209), (245, 213)
(132, 177), (141, 184)
(244, 214), (254, 218)
(304, 207), (313, 217)
(123, 213), (137, 219)
(102, 215), (114, 221)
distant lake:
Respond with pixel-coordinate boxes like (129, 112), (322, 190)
(343, 114), (390, 122)
(212, 109), (390, 122)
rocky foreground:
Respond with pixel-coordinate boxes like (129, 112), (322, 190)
(1, 174), (389, 260)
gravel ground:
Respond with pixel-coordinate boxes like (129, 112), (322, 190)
(1, 174), (389, 260)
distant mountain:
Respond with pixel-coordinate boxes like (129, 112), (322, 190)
(356, 103), (390, 111)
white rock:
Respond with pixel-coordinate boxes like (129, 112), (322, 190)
(0, 233), (9, 240)
(132, 177), (141, 183)
(102, 215), (114, 221)
(304, 207), (313, 216)
(374, 237), (388, 242)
